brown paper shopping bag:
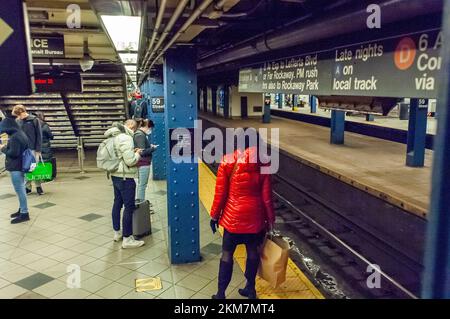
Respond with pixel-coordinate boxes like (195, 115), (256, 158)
(258, 235), (290, 288)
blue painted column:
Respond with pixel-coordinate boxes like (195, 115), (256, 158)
(223, 85), (230, 118)
(366, 114), (375, 121)
(406, 98), (428, 167)
(277, 94), (283, 109)
(164, 47), (200, 264)
(422, 0), (450, 298)
(330, 110), (345, 144)
(293, 95), (298, 110)
(202, 87), (208, 112)
(310, 95), (317, 113)
(145, 80), (166, 180)
(211, 86), (217, 116)
(263, 94), (271, 123)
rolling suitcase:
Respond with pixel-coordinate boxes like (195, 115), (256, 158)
(133, 200), (152, 238)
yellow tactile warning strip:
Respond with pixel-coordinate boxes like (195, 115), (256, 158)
(198, 161), (325, 299)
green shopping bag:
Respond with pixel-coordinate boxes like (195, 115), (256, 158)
(26, 159), (54, 182)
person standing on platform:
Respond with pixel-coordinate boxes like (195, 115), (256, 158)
(35, 112), (54, 162)
(133, 119), (157, 201)
(209, 130), (275, 299)
(104, 119), (145, 249)
(0, 117), (31, 224)
(11, 105), (43, 195)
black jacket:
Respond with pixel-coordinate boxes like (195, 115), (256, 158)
(0, 117), (30, 172)
(40, 121), (54, 161)
(133, 129), (154, 166)
(18, 114), (42, 152)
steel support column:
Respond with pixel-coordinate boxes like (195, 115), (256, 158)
(366, 114), (375, 121)
(330, 110), (345, 144)
(406, 98), (428, 167)
(422, 0), (450, 298)
(223, 85), (230, 118)
(211, 86), (217, 116)
(277, 94), (283, 109)
(203, 87), (208, 112)
(145, 80), (166, 180)
(310, 95), (317, 113)
(263, 94), (271, 123)
(164, 47), (200, 264)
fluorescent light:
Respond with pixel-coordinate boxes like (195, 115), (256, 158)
(101, 15), (141, 52)
(125, 65), (137, 72)
(119, 53), (137, 64)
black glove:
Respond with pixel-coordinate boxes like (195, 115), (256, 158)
(210, 219), (219, 234)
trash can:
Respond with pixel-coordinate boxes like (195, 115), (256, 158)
(399, 103), (409, 120)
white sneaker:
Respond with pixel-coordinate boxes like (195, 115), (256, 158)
(122, 236), (145, 249)
(113, 231), (122, 242)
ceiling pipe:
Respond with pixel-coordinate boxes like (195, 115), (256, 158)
(141, 0), (167, 69)
(142, 0), (190, 71)
(198, 0), (443, 69)
(146, 0), (214, 71)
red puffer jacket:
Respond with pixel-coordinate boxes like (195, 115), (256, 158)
(210, 146), (275, 234)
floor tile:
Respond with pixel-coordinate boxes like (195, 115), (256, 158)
(15, 291), (47, 299)
(176, 273), (211, 292)
(33, 202), (56, 209)
(79, 275), (113, 294)
(121, 290), (155, 299)
(0, 267), (36, 283)
(79, 213), (104, 222)
(0, 284), (29, 299)
(98, 265), (131, 281)
(14, 272), (54, 291)
(96, 282), (132, 299)
(158, 285), (196, 299)
(0, 194), (16, 200)
(201, 243), (222, 255)
(52, 288), (91, 299)
(32, 279), (68, 298)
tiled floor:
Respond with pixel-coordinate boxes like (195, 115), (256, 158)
(0, 171), (247, 299)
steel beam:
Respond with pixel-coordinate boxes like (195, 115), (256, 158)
(422, 0), (450, 298)
(406, 98), (428, 167)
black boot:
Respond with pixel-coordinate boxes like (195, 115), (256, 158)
(26, 188), (32, 194)
(11, 213), (30, 224)
(10, 209), (20, 218)
(36, 187), (44, 195)
(212, 260), (233, 299)
(238, 258), (259, 299)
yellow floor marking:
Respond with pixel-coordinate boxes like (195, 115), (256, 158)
(198, 161), (324, 299)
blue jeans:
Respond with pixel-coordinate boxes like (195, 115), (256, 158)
(112, 176), (136, 237)
(137, 165), (151, 201)
(10, 171), (29, 214)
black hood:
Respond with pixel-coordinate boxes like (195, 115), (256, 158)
(23, 114), (37, 122)
(0, 117), (20, 135)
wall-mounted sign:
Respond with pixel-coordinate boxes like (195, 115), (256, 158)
(0, 0), (34, 95)
(151, 96), (165, 113)
(239, 29), (443, 99)
(31, 35), (65, 58)
(34, 73), (82, 93)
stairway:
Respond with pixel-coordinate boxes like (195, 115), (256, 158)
(0, 71), (128, 149)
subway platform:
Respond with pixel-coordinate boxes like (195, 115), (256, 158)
(0, 153), (322, 299)
(200, 112), (432, 218)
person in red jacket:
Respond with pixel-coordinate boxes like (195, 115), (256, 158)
(210, 131), (275, 299)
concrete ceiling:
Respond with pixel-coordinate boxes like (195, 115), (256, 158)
(26, 0), (116, 61)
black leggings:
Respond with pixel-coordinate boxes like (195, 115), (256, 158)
(221, 229), (265, 263)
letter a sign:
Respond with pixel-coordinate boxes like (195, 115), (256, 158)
(0, 0), (34, 95)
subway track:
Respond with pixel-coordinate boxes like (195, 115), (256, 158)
(205, 160), (422, 299)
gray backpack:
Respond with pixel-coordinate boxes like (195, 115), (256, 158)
(96, 136), (121, 173)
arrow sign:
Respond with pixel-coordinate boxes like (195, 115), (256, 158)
(0, 17), (13, 46)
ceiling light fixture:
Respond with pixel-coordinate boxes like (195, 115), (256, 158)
(100, 15), (141, 52)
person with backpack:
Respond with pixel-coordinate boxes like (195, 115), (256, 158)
(99, 120), (145, 249)
(131, 97), (148, 120)
(0, 117), (31, 224)
(133, 119), (157, 201)
(11, 105), (43, 195)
